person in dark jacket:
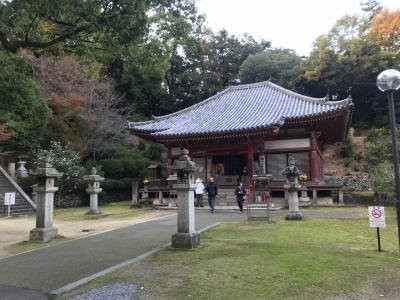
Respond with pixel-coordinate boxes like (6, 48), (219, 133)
(205, 177), (218, 213)
(235, 182), (247, 213)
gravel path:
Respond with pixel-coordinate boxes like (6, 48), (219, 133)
(71, 283), (137, 300)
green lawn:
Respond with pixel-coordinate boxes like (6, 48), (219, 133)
(62, 208), (400, 300)
(54, 201), (153, 221)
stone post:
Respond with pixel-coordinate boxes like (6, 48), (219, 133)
(171, 148), (200, 249)
(299, 188), (311, 206)
(83, 167), (104, 215)
(282, 156), (303, 220)
(30, 160), (63, 242)
(131, 180), (139, 207)
(7, 162), (15, 178)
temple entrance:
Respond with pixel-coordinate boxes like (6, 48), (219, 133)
(211, 154), (248, 187)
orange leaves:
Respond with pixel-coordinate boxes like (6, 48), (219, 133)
(371, 9), (400, 50)
(0, 123), (15, 142)
(49, 92), (84, 112)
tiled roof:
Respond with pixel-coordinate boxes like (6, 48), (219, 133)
(128, 81), (352, 138)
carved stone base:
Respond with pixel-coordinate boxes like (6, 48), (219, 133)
(299, 197), (312, 207)
(285, 211), (304, 220)
(171, 232), (200, 249)
(30, 227), (58, 242)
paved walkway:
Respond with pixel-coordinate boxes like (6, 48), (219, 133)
(0, 209), (362, 297)
(0, 211), (245, 294)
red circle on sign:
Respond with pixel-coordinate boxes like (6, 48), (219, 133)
(372, 209), (382, 218)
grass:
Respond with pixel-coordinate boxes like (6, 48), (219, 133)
(4, 235), (70, 256)
(54, 201), (153, 221)
(61, 207), (400, 300)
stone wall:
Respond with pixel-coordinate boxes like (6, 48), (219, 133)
(324, 176), (373, 192)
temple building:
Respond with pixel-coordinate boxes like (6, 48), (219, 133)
(129, 81), (353, 207)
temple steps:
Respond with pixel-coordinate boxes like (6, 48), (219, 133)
(215, 188), (238, 206)
(0, 198), (35, 217)
(0, 166), (36, 217)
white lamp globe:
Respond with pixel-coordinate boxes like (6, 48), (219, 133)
(377, 69), (400, 92)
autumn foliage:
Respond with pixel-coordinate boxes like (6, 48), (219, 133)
(371, 9), (400, 50)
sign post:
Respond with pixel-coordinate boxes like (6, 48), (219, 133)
(4, 192), (15, 217)
(369, 206), (386, 252)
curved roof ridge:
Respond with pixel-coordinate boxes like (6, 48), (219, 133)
(263, 81), (328, 104)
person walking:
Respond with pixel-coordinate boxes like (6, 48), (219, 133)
(194, 178), (205, 207)
(205, 177), (218, 213)
(235, 182), (247, 213)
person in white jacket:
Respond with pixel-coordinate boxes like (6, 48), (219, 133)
(194, 178), (205, 207)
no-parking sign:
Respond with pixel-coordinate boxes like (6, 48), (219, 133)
(4, 192), (15, 205)
(368, 206), (385, 228)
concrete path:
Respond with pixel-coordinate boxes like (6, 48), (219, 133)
(0, 284), (48, 300)
(0, 211), (245, 294)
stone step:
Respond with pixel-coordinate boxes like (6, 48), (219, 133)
(0, 204), (35, 216)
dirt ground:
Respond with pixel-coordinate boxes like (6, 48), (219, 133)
(0, 210), (174, 257)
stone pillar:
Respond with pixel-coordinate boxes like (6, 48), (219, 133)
(7, 163), (15, 178)
(83, 167), (104, 215)
(338, 189), (344, 205)
(171, 148), (200, 249)
(131, 180), (139, 207)
(30, 161), (63, 242)
(312, 188), (317, 204)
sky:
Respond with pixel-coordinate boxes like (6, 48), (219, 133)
(197, 0), (400, 56)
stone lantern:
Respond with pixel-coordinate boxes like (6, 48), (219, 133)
(83, 167), (104, 215)
(171, 148), (200, 249)
(17, 158), (28, 178)
(30, 159), (63, 242)
(282, 156), (303, 220)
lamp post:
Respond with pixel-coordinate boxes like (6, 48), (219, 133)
(377, 68), (400, 250)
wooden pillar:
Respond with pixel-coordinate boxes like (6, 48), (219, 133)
(206, 154), (212, 181)
(247, 143), (255, 202)
(167, 147), (173, 176)
(310, 132), (322, 184)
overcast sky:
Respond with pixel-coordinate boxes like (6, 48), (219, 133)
(197, 0), (400, 56)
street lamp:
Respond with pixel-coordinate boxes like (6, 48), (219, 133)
(377, 68), (400, 250)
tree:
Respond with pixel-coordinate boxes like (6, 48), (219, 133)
(370, 9), (400, 52)
(25, 54), (128, 160)
(0, 51), (49, 156)
(35, 141), (84, 206)
(165, 30), (270, 111)
(98, 144), (150, 179)
(0, 0), (153, 54)
(239, 49), (302, 88)
(361, 0), (383, 19)
(297, 10), (400, 126)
